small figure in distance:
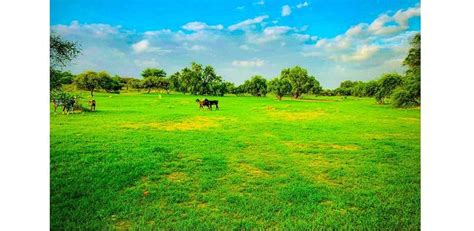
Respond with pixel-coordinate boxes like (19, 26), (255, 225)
(88, 100), (96, 111)
(204, 99), (219, 110)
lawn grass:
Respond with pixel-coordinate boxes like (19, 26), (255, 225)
(50, 92), (420, 229)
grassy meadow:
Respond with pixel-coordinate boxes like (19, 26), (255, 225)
(50, 92), (420, 229)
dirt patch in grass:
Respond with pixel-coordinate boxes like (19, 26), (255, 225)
(293, 98), (337, 103)
(237, 163), (269, 178)
(120, 116), (225, 131)
(266, 109), (325, 121)
(115, 220), (132, 230)
(284, 141), (360, 152)
(166, 172), (187, 182)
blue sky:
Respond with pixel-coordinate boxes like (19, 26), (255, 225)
(51, 0), (420, 88)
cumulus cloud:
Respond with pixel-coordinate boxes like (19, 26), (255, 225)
(132, 39), (171, 54)
(307, 5), (420, 64)
(282, 5), (291, 16)
(232, 59), (265, 67)
(182, 21), (223, 31)
(337, 45), (380, 62)
(51, 5), (419, 88)
(247, 26), (294, 44)
(228, 15), (269, 31)
(296, 1), (309, 9)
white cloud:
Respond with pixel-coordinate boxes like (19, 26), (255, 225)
(337, 45), (380, 62)
(254, 0), (265, 5)
(368, 6), (420, 35)
(292, 33), (311, 41)
(232, 59), (265, 67)
(132, 40), (150, 53)
(296, 1), (309, 9)
(236, 6), (245, 10)
(183, 43), (207, 51)
(228, 15), (269, 31)
(182, 21), (223, 31)
(282, 5), (291, 16)
(132, 39), (171, 54)
(248, 26), (294, 44)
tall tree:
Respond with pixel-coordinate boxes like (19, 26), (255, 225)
(50, 32), (81, 69)
(74, 71), (101, 96)
(280, 66), (313, 99)
(246, 75), (268, 97)
(268, 77), (292, 100)
(50, 32), (81, 90)
(141, 68), (166, 78)
(140, 68), (166, 93)
(375, 73), (403, 104)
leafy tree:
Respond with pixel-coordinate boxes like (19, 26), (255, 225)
(364, 80), (379, 97)
(375, 73), (403, 104)
(50, 32), (81, 90)
(268, 77), (292, 100)
(280, 66), (313, 99)
(169, 72), (182, 92)
(223, 81), (236, 95)
(141, 68), (166, 78)
(233, 84), (246, 96)
(141, 76), (161, 93)
(158, 78), (171, 94)
(50, 32), (81, 69)
(392, 33), (421, 107)
(245, 75), (268, 96)
(120, 77), (138, 90)
(320, 89), (335, 96)
(51, 70), (75, 90)
(308, 76), (323, 96)
(403, 33), (421, 77)
(140, 68), (166, 93)
(391, 87), (419, 108)
(129, 79), (142, 89)
(74, 71), (101, 96)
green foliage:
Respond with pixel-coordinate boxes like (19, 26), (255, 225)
(268, 77), (292, 100)
(98, 72), (122, 93)
(141, 76), (161, 93)
(364, 80), (379, 97)
(308, 76), (323, 96)
(50, 31), (81, 69)
(280, 66), (313, 99)
(374, 73), (403, 104)
(50, 69), (75, 90)
(391, 87), (419, 108)
(74, 71), (102, 96)
(403, 33), (421, 77)
(392, 33), (421, 107)
(244, 75), (268, 97)
(141, 68), (167, 78)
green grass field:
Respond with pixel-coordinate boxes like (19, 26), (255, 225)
(50, 92), (420, 229)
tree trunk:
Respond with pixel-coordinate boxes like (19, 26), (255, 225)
(147, 88), (151, 94)
(91, 89), (94, 97)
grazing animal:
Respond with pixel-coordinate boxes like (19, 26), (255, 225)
(204, 99), (219, 110)
(62, 98), (76, 114)
(196, 99), (207, 110)
(88, 100), (96, 111)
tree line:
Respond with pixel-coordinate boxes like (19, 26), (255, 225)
(50, 32), (420, 108)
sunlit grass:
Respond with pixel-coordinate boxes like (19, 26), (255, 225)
(50, 92), (420, 229)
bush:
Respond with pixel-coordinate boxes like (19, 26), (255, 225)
(391, 88), (419, 108)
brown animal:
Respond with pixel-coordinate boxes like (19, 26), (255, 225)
(196, 99), (210, 110)
(88, 100), (96, 111)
